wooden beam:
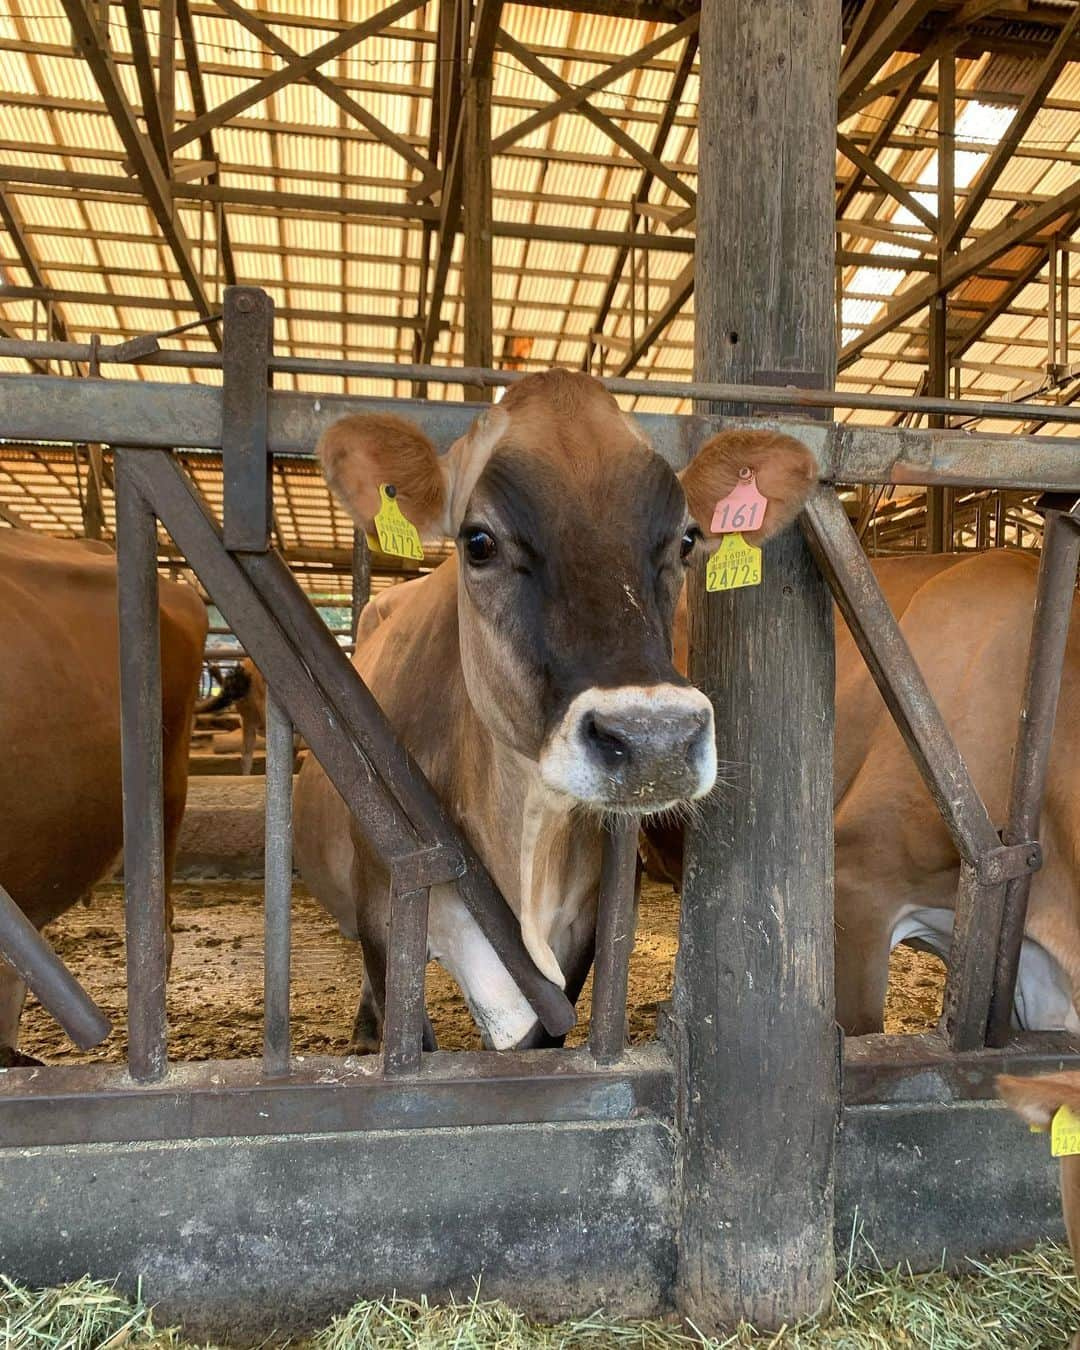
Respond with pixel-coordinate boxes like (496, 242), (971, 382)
(209, 0), (439, 195)
(0, 194), (72, 344)
(838, 0), (935, 112)
(614, 258), (693, 376)
(492, 14), (698, 153)
(171, 0), (427, 151)
(676, 0), (838, 1327)
(583, 30), (697, 371)
(60, 0), (218, 340)
(462, 68), (493, 396)
(159, 0), (175, 143)
(176, 0), (234, 286)
(497, 29), (696, 208)
(840, 177), (1080, 367)
(836, 133), (937, 231)
(122, 0), (170, 170)
(946, 4), (1080, 250)
(835, 64), (923, 219)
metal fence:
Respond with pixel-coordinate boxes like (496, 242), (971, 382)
(0, 285), (1079, 1332)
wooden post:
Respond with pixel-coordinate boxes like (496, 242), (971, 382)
(463, 63), (493, 402)
(674, 0), (839, 1331)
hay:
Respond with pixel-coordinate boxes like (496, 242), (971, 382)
(3, 1244), (1079, 1350)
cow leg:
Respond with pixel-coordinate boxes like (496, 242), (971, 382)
(834, 912), (891, 1036)
(0, 956), (37, 1068)
(350, 954), (385, 1055)
(240, 710), (256, 776)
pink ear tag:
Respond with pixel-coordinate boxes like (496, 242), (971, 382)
(710, 467), (768, 535)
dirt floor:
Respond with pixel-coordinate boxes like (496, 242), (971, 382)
(18, 878), (945, 1064)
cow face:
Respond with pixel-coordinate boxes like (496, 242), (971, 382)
(319, 371), (817, 814)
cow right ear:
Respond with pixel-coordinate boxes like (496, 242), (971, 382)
(317, 413), (447, 537)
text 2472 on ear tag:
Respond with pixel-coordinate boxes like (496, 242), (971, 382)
(372, 483), (424, 561)
(711, 466), (768, 534)
(1051, 1104), (1080, 1156)
(706, 532), (762, 593)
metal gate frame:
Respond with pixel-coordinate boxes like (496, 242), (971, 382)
(1, 289), (1079, 1335)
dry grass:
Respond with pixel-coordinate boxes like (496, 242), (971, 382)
(3, 1244), (1080, 1350)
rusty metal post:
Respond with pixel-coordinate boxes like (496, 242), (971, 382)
(351, 528), (371, 642)
(588, 822), (639, 1064)
(987, 508), (1080, 1045)
(263, 687), (293, 1076)
(115, 449), (169, 1082)
(222, 285), (273, 552)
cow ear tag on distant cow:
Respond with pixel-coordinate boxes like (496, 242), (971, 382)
(706, 468), (764, 593)
(372, 483), (424, 561)
(1051, 1105), (1080, 1156)
(710, 466), (767, 535)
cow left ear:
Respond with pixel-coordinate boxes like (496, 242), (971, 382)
(679, 428), (819, 546)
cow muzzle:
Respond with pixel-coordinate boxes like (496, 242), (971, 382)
(539, 684), (716, 811)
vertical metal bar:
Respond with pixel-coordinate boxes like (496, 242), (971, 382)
(987, 510), (1080, 1045)
(222, 285), (273, 552)
(263, 687), (293, 1075)
(351, 528), (371, 642)
(1049, 239), (1059, 370)
(1061, 246), (1070, 368)
(941, 863), (1006, 1051)
(382, 884), (430, 1076)
(588, 821), (639, 1064)
(115, 449), (169, 1083)
(0, 882), (111, 1050)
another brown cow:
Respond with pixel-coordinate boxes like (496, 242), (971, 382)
(0, 530), (207, 1063)
(998, 1071), (1080, 1350)
(198, 657), (267, 774)
(294, 370), (818, 1051)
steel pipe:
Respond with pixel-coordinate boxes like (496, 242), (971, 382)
(263, 688), (293, 1076)
(0, 882), (111, 1050)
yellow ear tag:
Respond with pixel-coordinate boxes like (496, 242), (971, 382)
(371, 483), (424, 561)
(706, 531), (762, 593)
(1051, 1104), (1080, 1156)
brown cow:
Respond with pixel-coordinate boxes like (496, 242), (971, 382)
(294, 370), (818, 1051)
(998, 1071), (1080, 1350)
(644, 549), (1080, 1036)
(198, 657), (267, 774)
(0, 530), (207, 1063)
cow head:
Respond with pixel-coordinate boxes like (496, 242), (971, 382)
(319, 371), (817, 815)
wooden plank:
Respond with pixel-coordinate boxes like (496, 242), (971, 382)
(673, 0), (839, 1331)
(171, 0), (427, 151)
(836, 132), (937, 232)
(462, 72), (493, 400)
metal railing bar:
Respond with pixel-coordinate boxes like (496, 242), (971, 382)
(7, 333), (1080, 427)
(115, 450), (170, 1083)
(987, 508), (1080, 1046)
(940, 863), (1008, 1051)
(263, 689), (293, 1077)
(5, 372), (1080, 495)
(0, 882), (111, 1050)
(588, 821), (640, 1064)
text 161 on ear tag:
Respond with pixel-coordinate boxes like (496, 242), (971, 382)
(372, 483), (424, 561)
(710, 467), (768, 535)
(706, 532), (762, 593)
(1051, 1104), (1080, 1156)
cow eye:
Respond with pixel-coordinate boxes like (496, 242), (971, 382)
(680, 526), (702, 561)
(463, 528), (497, 565)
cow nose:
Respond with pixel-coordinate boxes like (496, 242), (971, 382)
(582, 706), (710, 771)
(539, 683), (717, 809)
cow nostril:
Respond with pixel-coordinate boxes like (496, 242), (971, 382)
(582, 712), (632, 769)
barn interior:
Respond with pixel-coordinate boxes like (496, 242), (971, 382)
(0, 0), (1077, 1063)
